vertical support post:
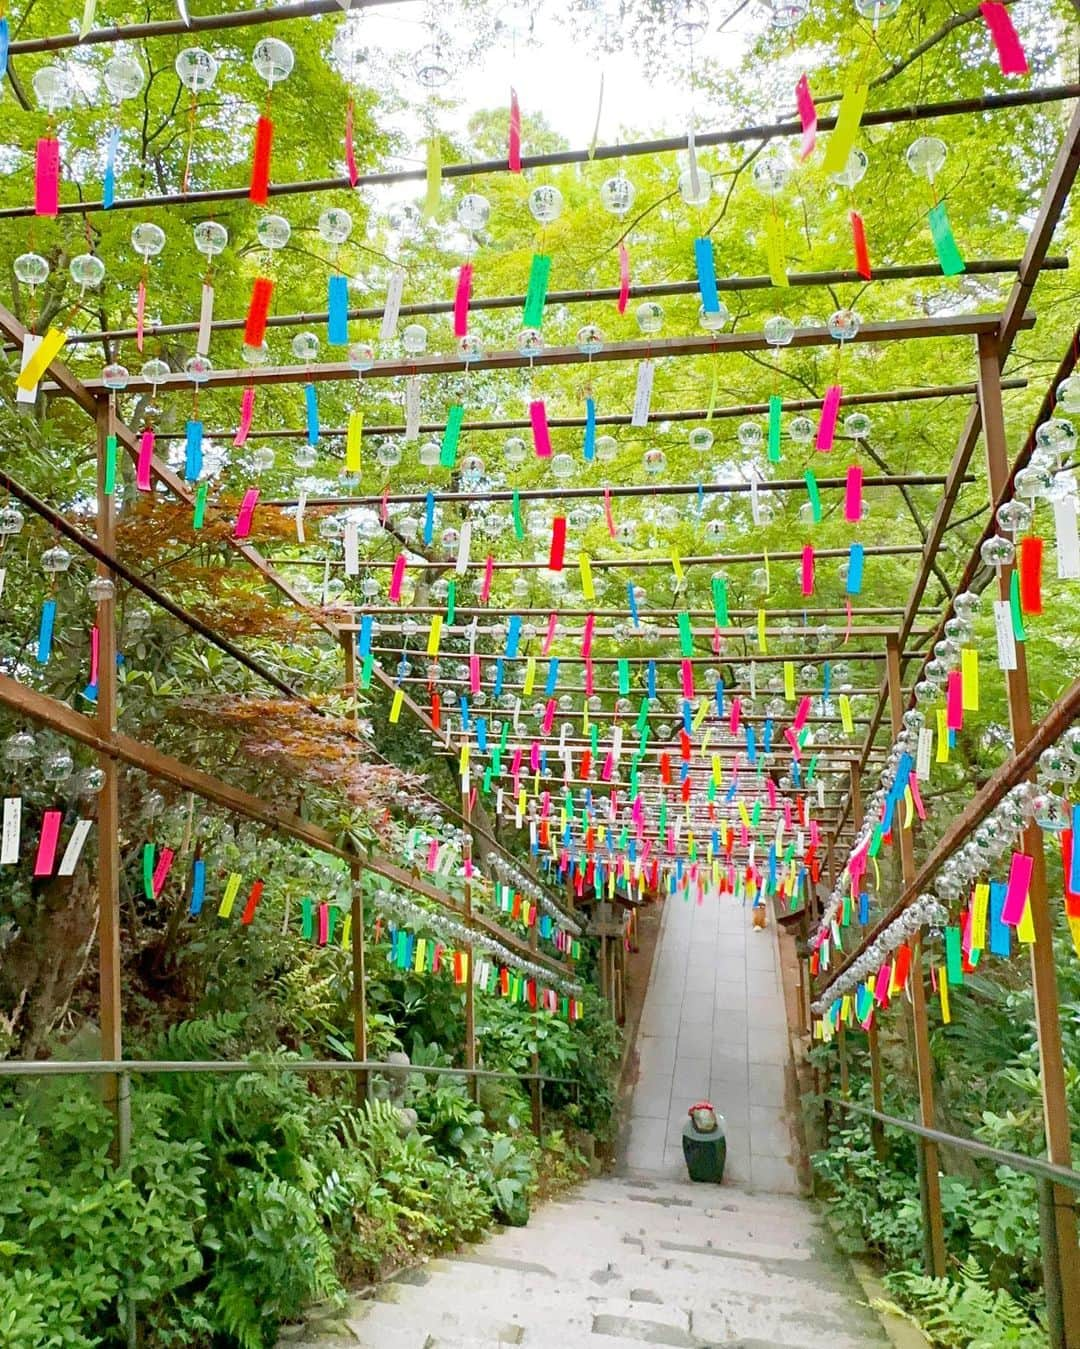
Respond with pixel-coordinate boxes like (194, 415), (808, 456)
(887, 634), (947, 1278)
(528, 917), (542, 1138)
(461, 744), (478, 1103)
(350, 861), (368, 1104)
(837, 1020), (850, 1098)
(851, 756), (885, 1154)
(342, 631), (357, 730)
(978, 334), (1080, 1343)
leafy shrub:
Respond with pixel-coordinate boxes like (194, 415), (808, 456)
(882, 1258), (1047, 1348)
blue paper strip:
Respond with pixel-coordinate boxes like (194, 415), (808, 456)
(459, 695), (470, 730)
(493, 657), (505, 697)
(545, 657), (559, 696)
(989, 880), (1011, 957)
(583, 396), (596, 461)
(37, 599), (56, 664)
(423, 491), (435, 545)
(823, 661), (831, 704)
(1072, 806), (1080, 893)
(858, 892), (869, 925)
(102, 127), (120, 210)
(682, 699), (691, 733)
(506, 615), (522, 659)
(184, 419), (203, 482)
(476, 718), (488, 751)
(304, 382), (319, 445)
(846, 542), (865, 596)
(358, 615), (373, 656)
(627, 581), (639, 628)
(763, 717), (773, 753)
(694, 236), (720, 313)
(327, 274), (349, 345)
(190, 859), (206, 916)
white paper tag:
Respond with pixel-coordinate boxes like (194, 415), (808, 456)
(295, 489), (307, 545)
(993, 598), (1017, 670)
(380, 267), (406, 342)
(687, 120), (700, 199)
(611, 725), (623, 765)
(795, 829), (805, 857)
(496, 786), (504, 816)
(817, 778), (825, 808)
(630, 359), (655, 427)
(1, 797), (21, 864)
(749, 469), (761, 525)
(1054, 496), (1080, 579)
(455, 520), (472, 575)
(58, 819), (94, 876)
(0, 567), (6, 599)
(343, 521), (359, 576)
(17, 334), (43, 404)
(916, 726), (933, 779)
(749, 662), (757, 699)
(405, 375), (421, 441)
(196, 282), (215, 357)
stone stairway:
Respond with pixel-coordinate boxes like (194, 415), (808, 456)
(285, 1173), (895, 1348)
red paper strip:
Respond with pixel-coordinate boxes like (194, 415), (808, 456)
(480, 554), (494, 604)
(800, 544), (814, 596)
(530, 399), (552, 457)
(816, 384), (842, 451)
(318, 902), (329, 945)
(249, 115), (273, 205)
(244, 275), (274, 348)
(980, 1), (1029, 74)
(542, 610), (558, 655)
(151, 846), (175, 897)
(344, 98), (359, 187)
(34, 137), (60, 217)
(136, 427), (154, 491)
(1061, 830), (1080, 917)
(850, 209), (872, 280)
(136, 278), (147, 353)
(548, 517), (567, 571)
(431, 692), (441, 729)
(234, 487), (259, 538)
(795, 74), (817, 160)
(508, 87), (522, 172)
(617, 243), (630, 314)
(233, 386), (255, 447)
(946, 669), (963, 731)
(604, 487), (616, 537)
(389, 552), (407, 601)
(893, 942), (912, 989)
(453, 262), (473, 338)
(1019, 535), (1043, 614)
(34, 810), (63, 876)
(240, 878), (265, 924)
(380, 484), (390, 522)
(844, 464), (863, 523)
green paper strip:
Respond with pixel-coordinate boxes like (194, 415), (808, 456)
(446, 579), (456, 625)
(928, 200), (965, 277)
(707, 778), (716, 801)
(868, 824), (883, 858)
(751, 800), (761, 827)
(193, 481), (209, 529)
(821, 82), (869, 175)
(677, 611), (693, 657)
(659, 798), (667, 832)
(424, 136), (441, 218)
(945, 925), (964, 985)
(767, 394), (782, 463)
(512, 490), (524, 539)
(522, 253), (552, 329)
(104, 434), (118, 495)
(327, 908), (338, 944)
(482, 766), (492, 793)
(300, 897), (314, 940)
(1009, 568), (1027, 641)
(142, 843), (155, 900)
(712, 575), (729, 626)
(617, 658), (630, 696)
(361, 652), (374, 688)
(804, 470), (822, 523)
(440, 403), (465, 469)
(842, 896), (850, 927)
(807, 753), (819, 781)
(590, 725), (599, 757)
(499, 720), (510, 752)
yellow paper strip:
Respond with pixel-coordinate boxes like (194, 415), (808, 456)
(346, 411), (363, 473)
(936, 707), (949, 763)
(427, 614), (442, 656)
(389, 687), (404, 723)
(938, 967), (951, 1024)
(414, 938), (427, 972)
(757, 608), (767, 654)
(693, 697), (709, 730)
(784, 660), (795, 701)
(459, 742), (469, 776)
(1017, 899), (1036, 944)
(341, 913), (352, 948)
(839, 694), (854, 734)
(16, 327), (66, 392)
(579, 553), (595, 601)
(841, 994), (852, 1023)
(903, 786), (914, 829)
(424, 136), (442, 218)
(218, 871), (242, 918)
(972, 883), (989, 949)
(671, 550), (684, 587)
(1068, 915), (1080, 959)
(961, 647), (979, 711)
(822, 83), (869, 175)
(764, 214), (788, 287)
(524, 655), (536, 695)
(738, 801), (751, 828)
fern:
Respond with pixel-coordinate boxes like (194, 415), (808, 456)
(154, 1011), (248, 1062)
(884, 1257), (1048, 1348)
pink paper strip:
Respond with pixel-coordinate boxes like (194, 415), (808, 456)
(844, 596), (853, 644)
(344, 98), (359, 187)
(810, 820), (820, 848)
(511, 747), (523, 776)
(542, 698), (556, 734)
(233, 386), (255, 448)
(508, 87), (522, 171)
(136, 278), (147, 353)
(980, 1), (1028, 74)
(317, 903), (329, 945)
(766, 778), (777, 810)
(453, 262), (473, 338)
(740, 824), (749, 847)
(426, 839), (439, 870)
(380, 485), (390, 522)
(793, 696), (811, 732)
(584, 657), (594, 696)
(89, 625), (100, 685)
(530, 741), (540, 772)
(844, 464), (863, 522)
(34, 810), (63, 876)
(389, 553), (407, 602)
(785, 727), (801, 759)
(946, 669), (963, 731)
(480, 554), (494, 603)
(581, 613), (595, 659)
(34, 137), (60, 217)
(542, 610), (558, 655)
(601, 752), (613, 781)
(730, 697), (741, 734)
(152, 846), (175, 897)
(604, 487), (616, 537)
(783, 801), (793, 830)
(873, 962), (891, 1004)
(136, 427), (154, 491)
(530, 399), (552, 457)
(1001, 851), (1034, 925)
(681, 660), (694, 699)
(801, 544), (815, 596)
(469, 654), (481, 695)
(795, 74), (817, 160)
(816, 384), (842, 451)
(666, 828), (675, 855)
(617, 243), (630, 314)
(910, 776), (926, 820)
(234, 487), (259, 539)
(540, 791), (551, 817)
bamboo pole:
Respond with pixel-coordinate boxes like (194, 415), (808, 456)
(350, 862), (368, 1105)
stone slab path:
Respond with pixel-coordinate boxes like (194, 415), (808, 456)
(624, 892), (801, 1191)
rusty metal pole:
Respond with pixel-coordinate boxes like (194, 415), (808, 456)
(350, 861), (368, 1104)
(887, 635), (947, 1278)
(978, 334), (1080, 1343)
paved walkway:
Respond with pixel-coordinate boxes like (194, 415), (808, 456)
(624, 892), (801, 1192)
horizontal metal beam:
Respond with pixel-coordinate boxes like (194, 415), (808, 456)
(0, 1057), (575, 1086)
